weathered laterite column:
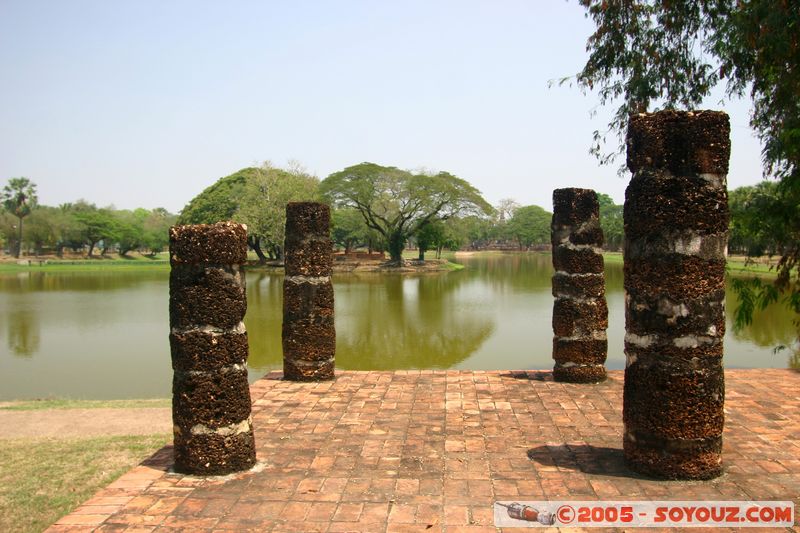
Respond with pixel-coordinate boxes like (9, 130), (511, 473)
(551, 188), (608, 382)
(623, 110), (730, 480)
(169, 221), (256, 475)
(283, 202), (335, 381)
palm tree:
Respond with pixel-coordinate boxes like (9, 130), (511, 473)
(2, 177), (38, 258)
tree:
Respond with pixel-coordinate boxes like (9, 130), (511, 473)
(2, 177), (38, 257)
(236, 163), (319, 263)
(54, 204), (85, 255)
(416, 221), (446, 261)
(178, 168), (254, 225)
(23, 207), (61, 255)
(320, 162), (493, 263)
(140, 208), (175, 256)
(597, 193), (623, 251)
(728, 183), (781, 256)
(332, 208), (369, 254)
(179, 165), (318, 263)
(506, 205), (552, 250)
(114, 210), (146, 256)
(71, 203), (119, 257)
(460, 215), (494, 250)
(495, 198), (520, 223)
(0, 211), (15, 252)
(576, 0), (800, 342)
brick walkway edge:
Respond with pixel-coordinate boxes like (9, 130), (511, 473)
(49, 369), (800, 532)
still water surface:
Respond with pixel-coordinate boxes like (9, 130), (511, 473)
(0, 254), (795, 399)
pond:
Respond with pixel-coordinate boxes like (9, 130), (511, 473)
(0, 253), (796, 400)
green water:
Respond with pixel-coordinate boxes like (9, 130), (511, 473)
(0, 253), (796, 400)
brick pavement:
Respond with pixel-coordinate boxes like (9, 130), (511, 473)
(47, 369), (800, 532)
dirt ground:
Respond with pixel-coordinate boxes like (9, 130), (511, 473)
(0, 407), (171, 438)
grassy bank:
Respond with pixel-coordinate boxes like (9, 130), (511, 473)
(0, 398), (170, 411)
(445, 260), (465, 272)
(0, 434), (169, 533)
(726, 256), (781, 276)
(598, 251), (778, 276)
(1, 249), (781, 277)
(0, 253), (170, 273)
(0, 397), (171, 532)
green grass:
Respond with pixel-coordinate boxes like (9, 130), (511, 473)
(445, 260), (465, 272)
(601, 251), (780, 276)
(0, 253), (171, 273)
(0, 434), (170, 533)
(1, 398), (170, 411)
(0, 262), (170, 273)
(726, 257), (780, 276)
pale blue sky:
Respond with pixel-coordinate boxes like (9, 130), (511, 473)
(0, 0), (764, 214)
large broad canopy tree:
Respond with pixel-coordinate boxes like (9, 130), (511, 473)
(576, 0), (799, 343)
(178, 167), (254, 225)
(320, 162), (493, 263)
(2, 177), (38, 258)
(236, 163), (319, 262)
(179, 165), (319, 263)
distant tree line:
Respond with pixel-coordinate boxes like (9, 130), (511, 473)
(6, 171), (775, 263)
(1, 177), (176, 258)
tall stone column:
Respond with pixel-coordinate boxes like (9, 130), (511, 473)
(551, 188), (608, 382)
(283, 202), (336, 381)
(623, 110), (730, 480)
(169, 222), (256, 475)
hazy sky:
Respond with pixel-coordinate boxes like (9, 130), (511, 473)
(1, 1), (765, 214)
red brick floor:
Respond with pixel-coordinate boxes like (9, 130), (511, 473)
(47, 369), (800, 532)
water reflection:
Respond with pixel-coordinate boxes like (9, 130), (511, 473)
(6, 309), (40, 357)
(335, 274), (494, 369)
(0, 270), (165, 293)
(726, 284), (795, 348)
(457, 253), (553, 292)
(0, 270), (171, 400)
(244, 273), (283, 371)
(0, 254), (797, 399)
(245, 272), (495, 371)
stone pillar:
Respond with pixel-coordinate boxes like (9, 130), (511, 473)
(169, 222), (256, 475)
(283, 202), (335, 381)
(551, 188), (608, 382)
(623, 110), (730, 480)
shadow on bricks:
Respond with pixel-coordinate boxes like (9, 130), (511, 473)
(527, 444), (651, 479)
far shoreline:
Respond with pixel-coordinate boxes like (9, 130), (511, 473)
(0, 250), (783, 277)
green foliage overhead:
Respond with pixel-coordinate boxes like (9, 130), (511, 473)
(576, 0), (798, 181)
(576, 0), (800, 348)
(320, 162), (493, 263)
